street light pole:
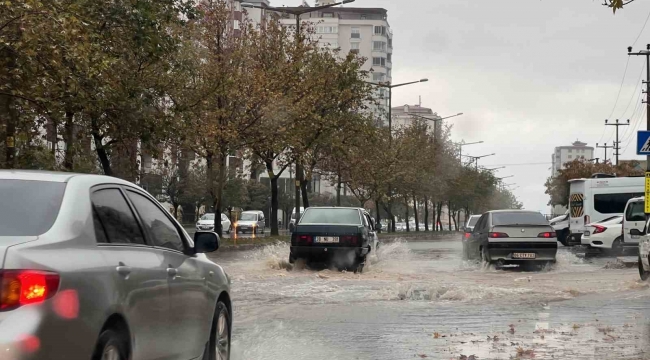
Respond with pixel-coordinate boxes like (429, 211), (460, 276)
(629, 44), (650, 218)
(458, 140), (483, 162)
(364, 78), (428, 232)
(242, 0), (356, 226)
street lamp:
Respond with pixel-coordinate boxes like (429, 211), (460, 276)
(457, 140), (483, 162)
(467, 153), (496, 170)
(365, 79), (428, 142)
(364, 79), (427, 233)
(241, 0), (356, 227)
(497, 175), (514, 180)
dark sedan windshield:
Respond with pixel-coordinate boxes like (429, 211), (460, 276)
(492, 212), (548, 226)
(300, 208), (362, 225)
(0, 180), (66, 236)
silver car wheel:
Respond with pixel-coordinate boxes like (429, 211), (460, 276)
(216, 309), (230, 360)
(101, 345), (121, 360)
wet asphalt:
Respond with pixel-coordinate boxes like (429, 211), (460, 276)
(208, 236), (650, 360)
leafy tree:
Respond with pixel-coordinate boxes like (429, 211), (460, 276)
(545, 159), (643, 206)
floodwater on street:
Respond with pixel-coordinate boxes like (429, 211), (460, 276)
(208, 236), (650, 360)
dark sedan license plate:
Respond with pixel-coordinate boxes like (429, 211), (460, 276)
(513, 253), (536, 259)
(316, 236), (339, 244)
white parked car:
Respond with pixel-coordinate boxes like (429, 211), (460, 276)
(235, 210), (266, 234)
(631, 219), (650, 280)
(549, 212), (570, 246)
(196, 213), (232, 234)
(581, 216), (623, 254)
(623, 196), (645, 249)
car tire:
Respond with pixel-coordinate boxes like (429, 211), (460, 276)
(289, 254), (296, 264)
(92, 328), (129, 360)
(480, 246), (491, 265)
(639, 255), (650, 281)
(610, 237), (623, 256)
(558, 229), (569, 246)
(204, 301), (231, 360)
(352, 255), (366, 274)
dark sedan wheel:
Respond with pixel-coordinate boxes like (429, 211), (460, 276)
(92, 329), (129, 360)
(353, 255), (366, 274)
(480, 246), (491, 266)
(639, 255), (650, 281)
(206, 301), (231, 360)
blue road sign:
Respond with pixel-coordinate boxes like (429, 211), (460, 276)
(638, 131), (650, 155)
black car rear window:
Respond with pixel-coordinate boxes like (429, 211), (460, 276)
(299, 208), (362, 225)
(0, 180), (66, 236)
(492, 212), (548, 226)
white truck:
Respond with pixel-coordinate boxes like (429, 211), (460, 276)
(568, 176), (644, 246)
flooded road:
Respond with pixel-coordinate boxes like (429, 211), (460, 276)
(209, 236), (650, 360)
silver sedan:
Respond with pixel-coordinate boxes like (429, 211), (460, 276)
(0, 170), (231, 360)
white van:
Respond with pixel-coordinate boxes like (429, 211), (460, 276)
(623, 197), (646, 248)
(289, 207), (305, 233)
(568, 176), (644, 245)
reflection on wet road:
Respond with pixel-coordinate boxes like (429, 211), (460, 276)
(209, 237), (650, 360)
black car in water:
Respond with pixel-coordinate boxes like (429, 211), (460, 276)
(290, 207), (380, 273)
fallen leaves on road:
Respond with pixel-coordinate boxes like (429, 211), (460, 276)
(572, 324), (581, 330)
(416, 354), (428, 358)
(508, 324), (516, 334)
(515, 347), (535, 358)
(317, 273), (329, 279)
(433, 332), (440, 339)
(459, 355), (478, 360)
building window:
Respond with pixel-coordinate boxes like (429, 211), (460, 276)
(233, 20), (240, 30)
(372, 72), (385, 82)
(387, 69), (391, 77)
(387, 53), (392, 62)
(323, 12), (334, 18)
(360, 14), (367, 19)
(351, 27), (361, 39)
(350, 42), (360, 54)
(568, 155), (572, 159)
(374, 26), (386, 35)
(568, 149), (572, 153)
(373, 41), (386, 51)
(317, 26), (338, 34)
(372, 57), (386, 66)
(388, 38), (393, 48)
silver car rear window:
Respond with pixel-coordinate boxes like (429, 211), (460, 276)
(492, 212), (548, 226)
(0, 180), (66, 236)
(468, 216), (480, 226)
(300, 208), (361, 225)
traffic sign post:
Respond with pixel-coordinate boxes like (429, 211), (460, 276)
(637, 131), (650, 155)
(646, 173), (650, 214)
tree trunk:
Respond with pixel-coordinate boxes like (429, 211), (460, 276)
(413, 193), (419, 232)
(375, 198), (382, 233)
(424, 196), (429, 231)
(404, 197), (410, 232)
(336, 168), (342, 206)
(299, 167), (310, 209)
(91, 121), (112, 176)
(63, 110), (75, 171)
(436, 202), (443, 231)
(452, 210), (458, 230)
(0, 92), (16, 169)
(270, 176), (279, 236)
(448, 201), (453, 231)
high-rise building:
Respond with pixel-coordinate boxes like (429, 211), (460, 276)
(551, 140), (594, 177)
(274, 2), (393, 123)
(391, 104), (440, 132)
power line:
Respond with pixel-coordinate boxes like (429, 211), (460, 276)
(482, 162), (552, 167)
(599, 57), (631, 144)
(632, 8), (650, 49)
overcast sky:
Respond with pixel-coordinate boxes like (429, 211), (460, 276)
(277, 0), (650, 213)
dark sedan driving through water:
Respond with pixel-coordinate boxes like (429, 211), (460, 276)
(464, 210), (558, 268)
(290, 207), (380, 273)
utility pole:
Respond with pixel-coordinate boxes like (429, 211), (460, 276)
(629, 45), (650, 219)
(596, 143), (614, 164)
(605, 119), (630, 165)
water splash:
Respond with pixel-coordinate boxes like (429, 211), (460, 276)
(396, 283), (532, 302)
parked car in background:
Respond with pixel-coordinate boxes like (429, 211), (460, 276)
(568, 176), (643, 246)
(235, 210), (266, 234)
(464, 215), (481, 233)
(0, 170), (231, 360)
(465, 210), (557, 268)
(623, 196), (645, 249)
(289, 207), (305, 233)
(549, 211), (570, 246)
(196, 213), (232, 234)
(290, 207), (379, 273)
(395, 222), (406, 232)
(581, 215), (624, 254)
